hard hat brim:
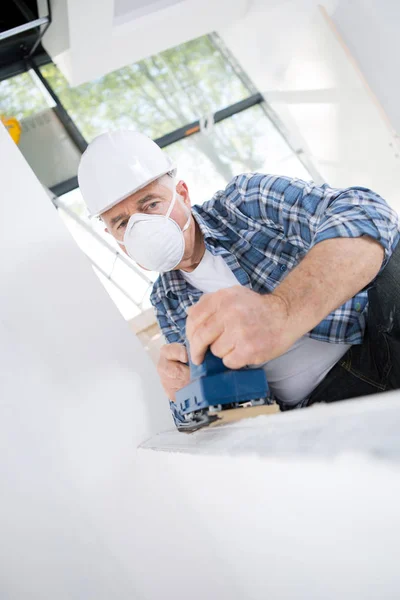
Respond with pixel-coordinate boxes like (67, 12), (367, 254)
(90, 169), (176, 218)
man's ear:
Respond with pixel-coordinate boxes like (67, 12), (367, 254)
(176, 180), (190, 206)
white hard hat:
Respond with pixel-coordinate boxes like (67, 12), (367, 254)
(78, 130), (176, 217)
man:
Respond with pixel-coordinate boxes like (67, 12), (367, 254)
(78, 130), (400, 414)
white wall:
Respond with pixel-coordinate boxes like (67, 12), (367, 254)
(0, 123), (173, 597)
(332, 0), (400, 137)
(219, 1), (400, 211)
(2, 125), (400, 599)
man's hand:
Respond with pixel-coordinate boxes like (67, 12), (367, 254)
(186, 238), (385, 369)
(157, 343), (190, 401)
(186, 286), (295, 369)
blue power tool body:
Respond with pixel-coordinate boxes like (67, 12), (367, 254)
(173, 347), (269, 432)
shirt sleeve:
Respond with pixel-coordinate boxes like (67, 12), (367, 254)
(228, 174), (400, 271)
(150, 288), (184, 345)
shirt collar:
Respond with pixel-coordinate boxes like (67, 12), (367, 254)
(192, 205), (231, 243)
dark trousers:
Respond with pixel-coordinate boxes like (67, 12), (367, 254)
(283, 241), (400, 409)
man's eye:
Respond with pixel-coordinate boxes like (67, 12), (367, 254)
(147, 202), (159, 211)
(117, 220), (128, 230)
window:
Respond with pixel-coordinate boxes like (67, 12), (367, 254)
(40, 35), (251, 142)
(0, 71), (51, 119)
(0, 70), (80, 190)
(163, 104), (310, 206)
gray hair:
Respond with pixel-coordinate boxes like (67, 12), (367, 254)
(157, 170), (177, 191)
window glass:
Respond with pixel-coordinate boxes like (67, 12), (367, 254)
(40, 35), (250, 142)
(0, 71), (80, 189)
(164, 105), (311, 206)
(0, 71), (50, 119)
(57, 188), (157, 320)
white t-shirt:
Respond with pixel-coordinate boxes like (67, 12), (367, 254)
(180, 249), (350, 406)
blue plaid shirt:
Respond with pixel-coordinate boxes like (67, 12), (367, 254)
(151, 173), (400, 348)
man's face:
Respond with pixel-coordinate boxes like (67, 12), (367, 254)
(102, 178), (191, 246)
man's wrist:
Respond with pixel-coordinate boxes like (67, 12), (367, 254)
(270, 290), (290, 320)
(269, 289), (306, 341)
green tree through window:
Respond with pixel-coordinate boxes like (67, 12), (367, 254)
(0, 72), (49, 120)
(1, 35), (310, 190)
(40, 35), (266, 182)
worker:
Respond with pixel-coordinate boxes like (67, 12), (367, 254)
(78, 130), (400, 413)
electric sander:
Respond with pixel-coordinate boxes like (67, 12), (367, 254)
(172, 345), (277, 432)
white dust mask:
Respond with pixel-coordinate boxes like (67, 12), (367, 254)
(118, 187), (191, 272)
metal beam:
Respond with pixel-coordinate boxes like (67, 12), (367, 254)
(12, 0), (38, 23)
(28, 0), (52, 58)
(154, 93), (264, 148)
(0, 17), (49, 42)
(0, 49), (50, 81)
(51, 177), (79, 198)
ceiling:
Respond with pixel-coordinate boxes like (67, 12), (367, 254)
(41, 0), (248, 86)
(0, 1), (50, 79)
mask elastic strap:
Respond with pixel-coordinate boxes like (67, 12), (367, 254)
(182, 209), (191, 232)
(165, 186), (177, 219)
(166, 184), (191, 232)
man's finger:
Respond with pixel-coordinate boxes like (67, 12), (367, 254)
(164, 363), (190, 382)
(210, 332), (235, 361)
(164, 343), (188, 363)
(159, 360), (189, 381)
(188, 314), (224, 365)
(222, 346), (247, 370)
(186, 293), (218, 340)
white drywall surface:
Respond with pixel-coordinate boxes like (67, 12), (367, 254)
(2, 125), (400, 599)
(0, 123), (173, 597)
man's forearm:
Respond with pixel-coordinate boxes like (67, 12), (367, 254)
(272, 236), (385, 339)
